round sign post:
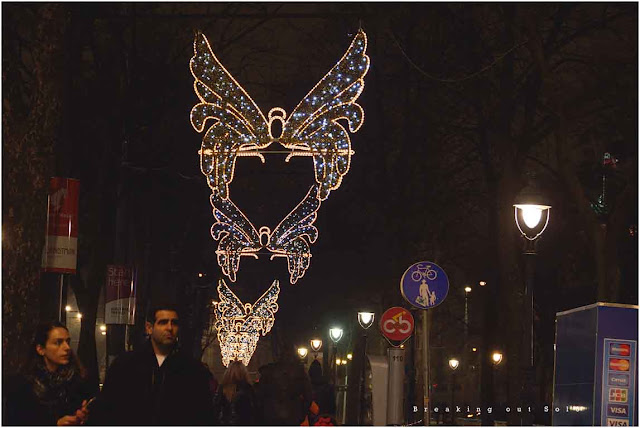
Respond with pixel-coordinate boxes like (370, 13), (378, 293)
(380, 306), (414, 425)
(400, 261), (450, 427)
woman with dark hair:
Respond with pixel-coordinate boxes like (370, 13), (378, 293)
(212, 360), (257, 425)
(4, 321), (92, 425)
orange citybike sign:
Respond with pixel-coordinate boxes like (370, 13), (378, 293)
(42, 178), (79, 274)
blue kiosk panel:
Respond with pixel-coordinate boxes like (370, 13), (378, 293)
(553, 303), (638, 426)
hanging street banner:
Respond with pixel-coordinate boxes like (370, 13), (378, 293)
(380, 306), (415, 343)
(400, 261), (449, 309)
(42, 177), (79, 274)
(105, 265), (136, 325)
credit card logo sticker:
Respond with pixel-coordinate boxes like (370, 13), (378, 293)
(608, 374), (630, 387)
(607, 418), (629, 426)
(609, 358), (631, 372)
(607, 404), (629, 418)
(610, 343), (631, 357)
(609, 388), (628, 403)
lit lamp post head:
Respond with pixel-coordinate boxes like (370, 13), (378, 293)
(492, 352), (503, 365)
(514, 183), (551, 242)
(310, 339), (322, 352)
(448, 358), (460, 370)
(297, 347), (308, 359)
(329, 327), (344, 343)
(464, 286), (472, 293)
(357, 311), (375, 329)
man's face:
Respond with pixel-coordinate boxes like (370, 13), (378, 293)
(146, 310), (179, 351)
(37, 327), (71, 371)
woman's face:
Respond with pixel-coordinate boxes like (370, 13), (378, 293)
(36, 327), (71, 372)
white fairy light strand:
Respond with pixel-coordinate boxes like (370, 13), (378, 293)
(213, 279), (280, 367)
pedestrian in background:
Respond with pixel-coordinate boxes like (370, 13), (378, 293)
(3, 321), (92, 425)
(308, 359), (336, 418)
(255, 344), (313, 425)
(212, 360), (257, 425)
(89, 303), (214, 425)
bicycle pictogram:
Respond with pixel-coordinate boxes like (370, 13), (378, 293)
(382, 312), (412, 335)
(411, 263), (438, 282)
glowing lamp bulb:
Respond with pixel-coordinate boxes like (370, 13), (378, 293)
(492, 352), (503, 365)
(464, 286), (472, 293)
(449, 358), (460, 370)
(329, 327), (343, 343)
(65, 305), (72, 312)
(100, 325), (107, 332)
(521, 206), (543, 228)
(310, 339), (322, 351)
(297, 347), (308, 358)
(358, 311), (375, 329)
(347, 353), (353, 360)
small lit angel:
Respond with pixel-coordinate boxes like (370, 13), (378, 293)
(213, 279), (280, 367)
(210, 185), (320, 284)
(190, 30), (369, 201)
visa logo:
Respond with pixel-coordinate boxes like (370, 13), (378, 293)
(607, 418), (629, 426)
(610, 358), (631, 372)
(608, 373), (630, 387)
(607, 404), (629, 417)
(610, 343), (631, 357)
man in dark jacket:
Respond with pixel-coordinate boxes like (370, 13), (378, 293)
(89, 304), (214, 425)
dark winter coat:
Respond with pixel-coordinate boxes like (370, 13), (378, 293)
(255, 359), (312, 425)
(212, 381), (257, 425)
(3, 362), (91, 425)
(89, 341), (214, 425)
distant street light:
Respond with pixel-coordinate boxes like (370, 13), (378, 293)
(492, 352), (503, 365)
(310, 339), (322, 352)
(347, 353), (353, 360)
(357, 311), (375, 329)
(329, 327), (344, 343)
(297, 347), (308, 359)
(448, 358), (460, 370)
(65, 305), (72, 312)
(449, 358), (460, 425)
(514, 181), (551, 425)
(329, 327), (343, 386)
(479, 281), (487, 286)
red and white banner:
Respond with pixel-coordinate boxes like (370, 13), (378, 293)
(42, 177), (79, 274)
(105, 265), (136, 325)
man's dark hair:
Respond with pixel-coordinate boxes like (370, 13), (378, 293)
(146, 303), (181, 323)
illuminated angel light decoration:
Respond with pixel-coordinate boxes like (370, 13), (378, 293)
(213, 279), (280, 367)
(211, 185), (320, 284)
(190, 30), (369, 284)
(190, 29), (369, 201)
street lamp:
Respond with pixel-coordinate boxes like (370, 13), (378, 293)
(492, 352), (503, 365)
(357, 311), (375, 329)
(297, 347), (309, 359)
(310, 339), (322, 352)
(514, 181), (550, 425)
(449, 359), (460, 425)
(329, 327), (343, 385)
(329, 327), (344, 343)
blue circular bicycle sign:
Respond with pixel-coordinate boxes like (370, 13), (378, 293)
(400, 261), (449, 309)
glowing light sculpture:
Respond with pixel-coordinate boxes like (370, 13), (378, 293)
(213, 279), (280, 367)
(190, 30), (369, 201)
(210, 185), (320, 284)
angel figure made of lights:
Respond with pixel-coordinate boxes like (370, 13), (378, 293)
(190, 30), (369, 285)
(213, 279), (280, 367)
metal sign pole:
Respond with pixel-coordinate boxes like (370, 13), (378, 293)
(423, 310), (430, 426)
(387, 347), (406, 425)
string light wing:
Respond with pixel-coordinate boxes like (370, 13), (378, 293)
(190, 32), (271, 199)
(281, 30), (369, 200)
(267, 185), (321, 284)
(214, 279), (280, 366)
(210, 192), (262, 282)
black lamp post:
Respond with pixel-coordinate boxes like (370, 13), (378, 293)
(448, 358), (460, 425)
(357, 311), (374, 424)
(514, 182), (551, 425)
